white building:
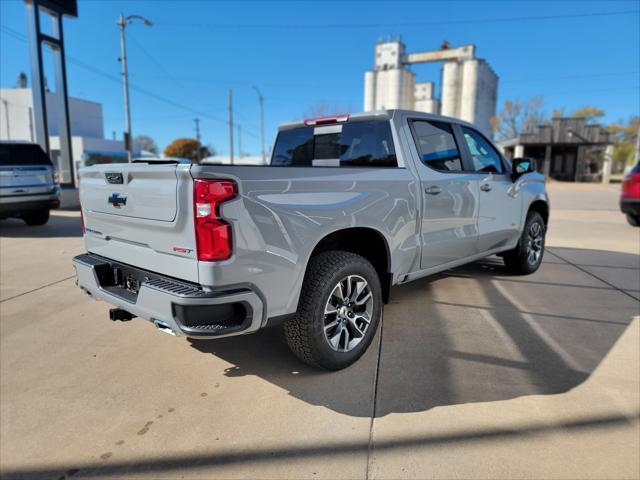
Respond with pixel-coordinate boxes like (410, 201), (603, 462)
(0, 87), (128, 185)
(364, 40), (498, 136)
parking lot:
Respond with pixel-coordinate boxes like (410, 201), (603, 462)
(1, 182), (638, 479)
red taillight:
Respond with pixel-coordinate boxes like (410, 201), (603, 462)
(304, 114), (350, 126)
(193, 179), (237, 261)
(622, 172), (640, 200)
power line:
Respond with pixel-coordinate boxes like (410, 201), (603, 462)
(158, 10), (640, 29)
(113, 70), (640, 91)
(0, 24), (231, 128)
(128, 32), (209, 106)
(543, 85), (640, 97)
(3, 23), (636, 101)
(503, 71), (640, 84)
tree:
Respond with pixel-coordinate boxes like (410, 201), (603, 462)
(491, 96), (546, 141)
(164, 138), (213, 161)
(607, 116), (640, 171)
(134, 134), (159, 154)
(572, 106), (605, 124)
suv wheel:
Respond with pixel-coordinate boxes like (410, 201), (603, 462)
(503, 211), (546, 275)
(284, 251), (382, 370)
(22, 209), (50, 226)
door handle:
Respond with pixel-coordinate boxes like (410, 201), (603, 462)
(480, 183), (492, 192)
(425, 186), (442, 195)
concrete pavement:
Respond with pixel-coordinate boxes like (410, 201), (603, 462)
(0, 182), (638, 479)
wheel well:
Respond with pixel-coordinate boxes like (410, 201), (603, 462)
(529, 200), (549, 226)
(309, 228), (392, 303)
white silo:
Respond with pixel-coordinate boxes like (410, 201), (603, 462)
(441, 61), (460, 118)
(364, 71), (376, 111)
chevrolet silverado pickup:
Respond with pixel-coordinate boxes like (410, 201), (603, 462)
(73, 110), (549, 370)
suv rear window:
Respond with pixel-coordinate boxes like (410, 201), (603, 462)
(0, 144), (52, 166)
(271, 120), (397, 167)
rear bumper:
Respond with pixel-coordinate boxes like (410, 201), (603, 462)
(0, 188), (60, 216)
(72, 253), (264, 339)
(620, 198), (640, 217)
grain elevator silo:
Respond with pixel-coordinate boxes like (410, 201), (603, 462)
(364, 40), (498, 136)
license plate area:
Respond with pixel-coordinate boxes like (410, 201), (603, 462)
(98, 265), (147, 302)
(89, 255), (203, 304)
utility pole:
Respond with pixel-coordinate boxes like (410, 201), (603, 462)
(228, 88), (234, 164)
(1, 99), (10, 140)
(237, 124), (242, 158)
(194, 117), (201, 161)
(28, 107), (34, 142)
(117, 13), (152, 162)
(117, 14), (132, 162)
(252, 85), (265, 164)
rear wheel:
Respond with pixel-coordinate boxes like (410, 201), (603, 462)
(503, 211), (546, 275)
(22, 209), (50, 226)
(284, 251), (382, 370)
(626, 214), (639, 227)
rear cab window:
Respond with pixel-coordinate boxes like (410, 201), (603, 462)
(271, 120), (397, 167)
(0, 144), (53, 166)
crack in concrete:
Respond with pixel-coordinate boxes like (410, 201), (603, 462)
(547, 248), (639, 302)
(366, 312), (384, 480)
(0, 275), (76, 303)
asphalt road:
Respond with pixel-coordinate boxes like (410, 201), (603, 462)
(1, 182), (638, 479)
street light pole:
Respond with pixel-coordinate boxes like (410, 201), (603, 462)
(252, 85), (265, 164)
(117, 13), (152, 163)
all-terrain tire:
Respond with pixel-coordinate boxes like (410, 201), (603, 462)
(503, 211), (546, 275)
(22, 209), (50, 226)
(284, 251), (382, 370)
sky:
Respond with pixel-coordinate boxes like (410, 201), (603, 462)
(0, 0), (639, 155)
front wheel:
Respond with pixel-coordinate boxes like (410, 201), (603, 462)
(284, 251), (382, 370)
(503, 211), (546, 275)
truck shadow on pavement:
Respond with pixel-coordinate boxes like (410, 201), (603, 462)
(190, 247), (640, 418)
(0, 212), (82, 238)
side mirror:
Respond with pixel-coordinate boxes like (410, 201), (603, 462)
(512, 157), (536, 179)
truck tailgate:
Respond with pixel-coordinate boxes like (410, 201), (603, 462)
(80, 163), (199, 283)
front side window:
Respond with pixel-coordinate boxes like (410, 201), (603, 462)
(270, 120), (397, 167)
(461, 127), (504, 173)
(410, 120), (463, 172)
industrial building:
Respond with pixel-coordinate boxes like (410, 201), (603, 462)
(0, 80), (129, 185)
(364, 40), (498, 136)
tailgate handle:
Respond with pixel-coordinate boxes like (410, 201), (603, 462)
(108, 192), (127, 208)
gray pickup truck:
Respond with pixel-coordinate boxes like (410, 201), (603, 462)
(73, 110), (549, 370)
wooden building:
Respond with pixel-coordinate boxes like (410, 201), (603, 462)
(501, 117), (614, 182)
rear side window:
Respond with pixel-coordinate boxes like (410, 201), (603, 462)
(0, 144), (52, 166)
(271, 128), (314, 166)
(410, 121), (462, 172)
(271, 120), (397, 167)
